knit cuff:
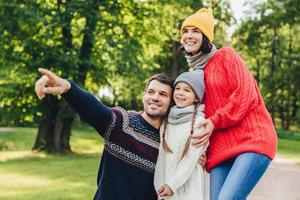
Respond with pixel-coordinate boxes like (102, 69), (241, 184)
(61, 80), (74, 99)
(210, 114), (221, 129)
(165, 181), (177, 195)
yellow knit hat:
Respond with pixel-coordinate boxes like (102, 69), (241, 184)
(181, 8), (214, 43)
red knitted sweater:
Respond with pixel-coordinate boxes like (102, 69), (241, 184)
(203, 47), (278, 172)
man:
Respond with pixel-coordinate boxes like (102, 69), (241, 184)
(35, 68), (174, 200)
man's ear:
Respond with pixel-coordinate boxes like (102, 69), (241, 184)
(142, 94), (146, 103)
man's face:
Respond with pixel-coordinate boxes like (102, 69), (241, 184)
(142, 80), (173, 119)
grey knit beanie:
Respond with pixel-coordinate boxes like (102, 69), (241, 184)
(174, 70), (205, 101)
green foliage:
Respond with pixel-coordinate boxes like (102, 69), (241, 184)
(232, 0), (300, 129)
(0, 0), (234, 123)
(277, 129), (300, 141)
(0, 1), (80, 125)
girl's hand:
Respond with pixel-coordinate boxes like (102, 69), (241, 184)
(158, 184), (174, 197)
(198, 153), (207, 168)
(191, 119), (214, 148)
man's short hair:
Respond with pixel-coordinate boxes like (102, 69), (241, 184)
(144, 73), (174, 92)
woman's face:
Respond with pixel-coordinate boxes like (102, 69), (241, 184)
(181, 26), (203, 55)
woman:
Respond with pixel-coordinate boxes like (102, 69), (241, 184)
(180, 8), (277, 200)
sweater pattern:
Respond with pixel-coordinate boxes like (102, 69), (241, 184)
(122, 109), (160, 149)
(104, 107), (159, 173)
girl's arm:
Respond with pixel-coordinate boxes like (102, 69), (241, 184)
(165, 118), (207, 192)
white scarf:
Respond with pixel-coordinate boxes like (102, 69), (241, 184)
(168, 104), (204, 124)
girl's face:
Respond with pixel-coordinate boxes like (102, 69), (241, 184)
(173, 82), (197, 108)
(181, 26), (203, 55)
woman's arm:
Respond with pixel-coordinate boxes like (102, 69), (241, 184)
(210, 48), (258, 129)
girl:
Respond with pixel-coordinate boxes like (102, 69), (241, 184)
(154, 70), (207, 200)
(180, 8), (277, 200)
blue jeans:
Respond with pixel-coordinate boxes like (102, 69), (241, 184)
(210, 152), (271, 200)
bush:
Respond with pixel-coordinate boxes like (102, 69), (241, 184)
(277, 129), (300, 141)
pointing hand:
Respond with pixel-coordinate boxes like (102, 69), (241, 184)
(35, 68), (71, 100)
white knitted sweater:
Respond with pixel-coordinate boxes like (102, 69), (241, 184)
(154, 104), (207, 200)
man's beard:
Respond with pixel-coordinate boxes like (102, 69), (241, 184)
(144, 110), (163, 120)
(145, 109), (170, 121)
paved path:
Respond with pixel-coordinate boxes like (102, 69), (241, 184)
(249, 156), (300, 200)
(0, 127), (14, 132)
(205, 156), (300, 200)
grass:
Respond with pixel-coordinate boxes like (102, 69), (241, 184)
(0, 126), (299, 199)
(0, 126), (103, 200)
(276, 129), (300, 164)
(277, 139), (300, 164)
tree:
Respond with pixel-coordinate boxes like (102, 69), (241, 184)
(233, 0), (300, 129)
(0, 0), (234, 152)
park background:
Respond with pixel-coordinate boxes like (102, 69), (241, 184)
(0, 0), (299, 199)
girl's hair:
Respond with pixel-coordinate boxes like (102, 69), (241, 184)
(178, 103), (199, 162)
(162, 103), (199, 162)
(180, 34), (213, 54)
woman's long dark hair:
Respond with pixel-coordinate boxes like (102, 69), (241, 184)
(199, 35), (213, 53)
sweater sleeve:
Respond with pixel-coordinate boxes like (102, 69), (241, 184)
(210, 48), (258, 129)
(166, 117), (207, 192)
(62, 81), (112, 137)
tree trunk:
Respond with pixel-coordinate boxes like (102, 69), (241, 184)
(33, 0), (100, 153)
(32, 116), (54, 151)
(33, 95), (58, 151)
(255, 59), (260, 86)
(269, 27), (278, 123)
(291, 91), (299, 119)
(53, 99), (75, 153)
(283, 27), (294, 130)
(33, 112), (74, 153)
(33, 96), (75, 153)
(169, 40), (181, 79)
(77, 0), (99, 84)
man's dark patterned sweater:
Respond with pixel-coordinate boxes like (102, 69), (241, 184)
(62, 81), (159, 200)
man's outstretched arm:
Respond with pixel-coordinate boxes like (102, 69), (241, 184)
(62, 81), (112, 134)
(35, 68), (112, 135)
